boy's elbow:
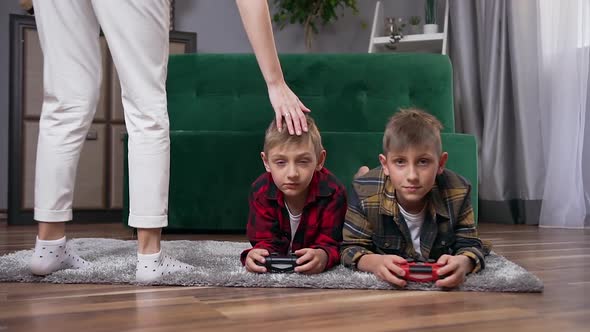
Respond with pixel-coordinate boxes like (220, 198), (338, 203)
(339, 247), (355, 269)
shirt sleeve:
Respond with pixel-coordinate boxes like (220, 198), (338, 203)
(240, 190), (289, 265)
(452, 184), (486, 273)
(308, 184), (348, 270)
(340, 187), (376, 269)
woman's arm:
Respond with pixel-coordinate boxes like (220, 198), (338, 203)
(236, 0), (311, 135)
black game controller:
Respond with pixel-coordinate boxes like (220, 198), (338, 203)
(256, 253), (300, 273)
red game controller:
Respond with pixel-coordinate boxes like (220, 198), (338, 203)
(399, 259), (446, 282)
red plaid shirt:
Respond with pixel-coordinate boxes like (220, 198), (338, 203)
(240, 167), (347, 270)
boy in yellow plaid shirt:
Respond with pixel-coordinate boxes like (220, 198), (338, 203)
(341, 109), (485, 288)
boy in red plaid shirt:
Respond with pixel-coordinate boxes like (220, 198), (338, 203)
(240, 115), (347, 274)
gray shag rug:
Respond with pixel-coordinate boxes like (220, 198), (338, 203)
(0, 238), (543, 292)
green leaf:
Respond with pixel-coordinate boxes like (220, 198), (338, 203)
(272, 0), (359, 49)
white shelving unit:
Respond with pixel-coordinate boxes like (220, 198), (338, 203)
(368, 0), (449, 54)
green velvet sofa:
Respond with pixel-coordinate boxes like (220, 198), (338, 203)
(124, 53), (477, 231)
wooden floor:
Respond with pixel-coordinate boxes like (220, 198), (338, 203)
(0, 220), (588, 332)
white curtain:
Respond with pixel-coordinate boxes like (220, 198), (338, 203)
(537, 0), (589, 228)
(449, 0), (589, 228)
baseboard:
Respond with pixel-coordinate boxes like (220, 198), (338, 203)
(479, 199), (542, 225)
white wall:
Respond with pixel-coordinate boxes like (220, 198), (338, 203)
(0, 0), (423, 210)
(173, 0), (421, 53)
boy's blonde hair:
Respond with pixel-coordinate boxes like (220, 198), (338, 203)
(383, 108), (443, 156)
(264, 114), (323, 157)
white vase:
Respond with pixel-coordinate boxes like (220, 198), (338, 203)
(423, 24), (438, 34)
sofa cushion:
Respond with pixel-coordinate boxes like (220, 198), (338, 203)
(167, 53), (455, 133)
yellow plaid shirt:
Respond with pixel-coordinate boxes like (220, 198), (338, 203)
(341, 167), (486, 273)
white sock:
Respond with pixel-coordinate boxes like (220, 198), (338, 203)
(30, 236), (91, 276)
(135, 250), (193, 284)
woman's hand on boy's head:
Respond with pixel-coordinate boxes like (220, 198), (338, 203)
(245, 248), (270, 273)
(358, 254), (408, 288)
(434, 254), (473, 288)
(267, 81), (311, 136)
(293, 248), (327, 274)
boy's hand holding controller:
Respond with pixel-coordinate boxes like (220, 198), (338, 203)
(245, 248), (328, 274)
(358, 254), (473, 288)
(357, 254), (409, 288)
(245, 248), (270, 273)
(434, 254), (474, 288)
(293, 248), (328, 274)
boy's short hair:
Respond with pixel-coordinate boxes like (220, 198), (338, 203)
(383, 108), (443, 156)
(264, 114), (324, 157)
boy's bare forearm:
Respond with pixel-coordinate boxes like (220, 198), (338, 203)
(356, 253), (376, 273)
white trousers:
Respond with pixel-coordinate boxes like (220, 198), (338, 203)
(33, 0), (171, 228)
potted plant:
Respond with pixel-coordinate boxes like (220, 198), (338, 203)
(272, 0), (359, 50)
(423, 0), (438, 34)
(385, 17), (406, 50)
(409, 16), (421, 35)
